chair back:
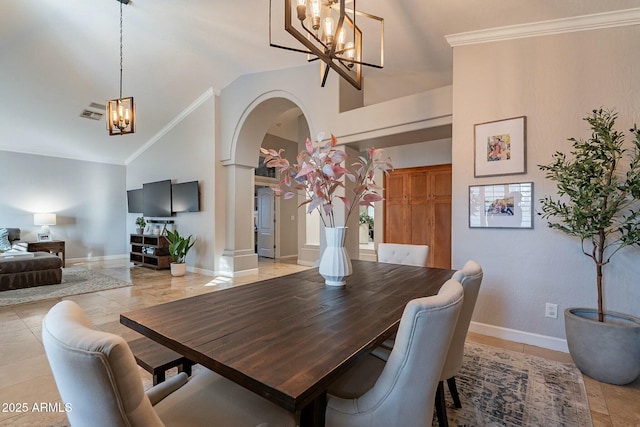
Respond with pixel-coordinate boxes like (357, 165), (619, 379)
(327, 278), (463, 427)
(377, 243), (429, 267)
(42, 300), (163, 427)
(441, 260), (483, 379)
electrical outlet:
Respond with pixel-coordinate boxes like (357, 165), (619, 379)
(545, 303), (558, 319)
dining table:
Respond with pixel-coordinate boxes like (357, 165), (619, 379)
(120, 259), (455, 427)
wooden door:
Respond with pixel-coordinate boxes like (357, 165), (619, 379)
(385, 173), (409, 243)
(384, 165), (452, 268)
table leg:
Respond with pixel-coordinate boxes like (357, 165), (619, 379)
(300, 392), (327, 427)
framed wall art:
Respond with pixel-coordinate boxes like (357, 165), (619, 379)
(474, 116), (526, 177)
(469, 182), (534, 229)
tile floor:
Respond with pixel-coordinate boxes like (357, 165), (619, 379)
(0, 258), (638, 426)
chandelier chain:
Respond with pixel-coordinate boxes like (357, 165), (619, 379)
(119, 0), (123, 99)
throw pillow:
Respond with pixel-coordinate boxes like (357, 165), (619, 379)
(0, 228), (11, 252)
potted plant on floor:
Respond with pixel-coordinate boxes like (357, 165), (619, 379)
(539, 108), (640, 385)
(135, 216), (146, 234)
(164, 229), (196, 277)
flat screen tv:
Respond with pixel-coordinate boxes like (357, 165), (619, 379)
(127, 189), (143, 213)
(172, 181), (200, 212)
(143, 180), (172, 217)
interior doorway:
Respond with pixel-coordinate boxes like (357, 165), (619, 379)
(255, 186), (275, 258)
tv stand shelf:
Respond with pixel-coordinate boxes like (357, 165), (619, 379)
(130, 234), (171, 270)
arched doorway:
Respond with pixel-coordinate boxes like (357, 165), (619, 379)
(219, 92), (313, 276)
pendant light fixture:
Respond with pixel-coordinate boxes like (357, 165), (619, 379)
(107, 0), (135, 136)
(269, 0), (384, 90)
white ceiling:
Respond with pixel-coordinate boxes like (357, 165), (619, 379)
(1, 0), (639, 165)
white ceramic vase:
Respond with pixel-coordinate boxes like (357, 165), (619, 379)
(170, 262), (187, 277)
(318, 226), (352, 287)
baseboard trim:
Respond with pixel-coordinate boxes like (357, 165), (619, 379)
(469, 321), (569, 353)
(189, 266), (215, 276)
(67, 254), (129, 264)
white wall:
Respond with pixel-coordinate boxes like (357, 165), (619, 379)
(451, 25), (640, 349)
(0, 151), (126, 259)
(383, 138), (452, 169)
(126, 93), (218, 273)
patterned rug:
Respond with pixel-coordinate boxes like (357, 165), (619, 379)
(137, 341), (592, 427)
(0, 267), (131, 306)
(436, 341), (592, 427)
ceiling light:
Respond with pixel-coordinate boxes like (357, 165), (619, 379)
(106, 0), (135, 136)
(270, 0), (384, 90)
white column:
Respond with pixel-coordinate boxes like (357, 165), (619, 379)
(219, 164), (258, 276)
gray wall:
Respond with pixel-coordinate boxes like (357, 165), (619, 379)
(451, 24), (640, 349)
(0, 151), (126, 259)
(126, 93), (217, 273)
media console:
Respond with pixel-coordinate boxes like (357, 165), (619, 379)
(129, 234), (171, 270)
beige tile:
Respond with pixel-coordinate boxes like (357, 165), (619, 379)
(584, 375), (610, 416)
(591, 411), (614, 427)
(0, 410), (68, 427)
(0, 334), (44, 365)
(466, 331), (525, 352)
(600, 378), (640, 427)
(0, 258), (634, 426)
(0, 376), (65, 424)
(523, 343), (573, 363)
(0, 354), (52, 388)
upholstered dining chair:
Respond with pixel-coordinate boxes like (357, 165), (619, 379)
(377, 243), (429, 267)
(434, 259), (483, 427)
(325, 278), (464, 427)
(372, 243), (430, 358)
(41, 300), (296, 427)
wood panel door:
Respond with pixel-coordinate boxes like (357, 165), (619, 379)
(385, 172), (409, 243)
(384, 165), (452, 268)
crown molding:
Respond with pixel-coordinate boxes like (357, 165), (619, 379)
(446, 8), (640, 47)
(125, 87), (215, 165)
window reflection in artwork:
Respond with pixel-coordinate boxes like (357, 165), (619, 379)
(469, 182), (533, 229)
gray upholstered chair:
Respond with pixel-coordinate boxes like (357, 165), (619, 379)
(377, 243), (429, 267)
(325, 278), (464, 427)
(41, 300), (296, 427)
(435, 260), (483, 427)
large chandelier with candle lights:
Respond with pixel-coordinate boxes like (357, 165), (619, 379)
(270, 0), (383, 90)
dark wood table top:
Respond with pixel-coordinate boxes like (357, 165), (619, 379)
(120, 260), (454, 424)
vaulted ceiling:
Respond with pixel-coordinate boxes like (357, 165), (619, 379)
(1, 0), (638, 164)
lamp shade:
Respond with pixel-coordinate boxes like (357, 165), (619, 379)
(34, 213), (56, 226)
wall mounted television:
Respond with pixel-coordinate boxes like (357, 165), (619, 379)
(172, 181), (200, 212)
(143, 180), (172, 217)
(127, 189), (143, 213)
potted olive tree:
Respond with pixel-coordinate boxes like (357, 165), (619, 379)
(539, 108), (640, 384)
(164, 229), (196, 277)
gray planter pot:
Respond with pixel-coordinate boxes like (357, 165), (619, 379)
(565, 308), (640, 385)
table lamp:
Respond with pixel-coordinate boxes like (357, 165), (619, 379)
(34, 213), (56, 241)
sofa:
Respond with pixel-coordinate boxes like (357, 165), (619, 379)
(0, 228), (63, 291)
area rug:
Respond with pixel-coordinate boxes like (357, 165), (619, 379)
(435, 341), (593, 427)
(0, 267), (132, 307)
(137, 341), (592, 427)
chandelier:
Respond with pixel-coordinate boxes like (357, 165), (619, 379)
(106, 0), (135, 136)
(270, 0), (384, 90)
